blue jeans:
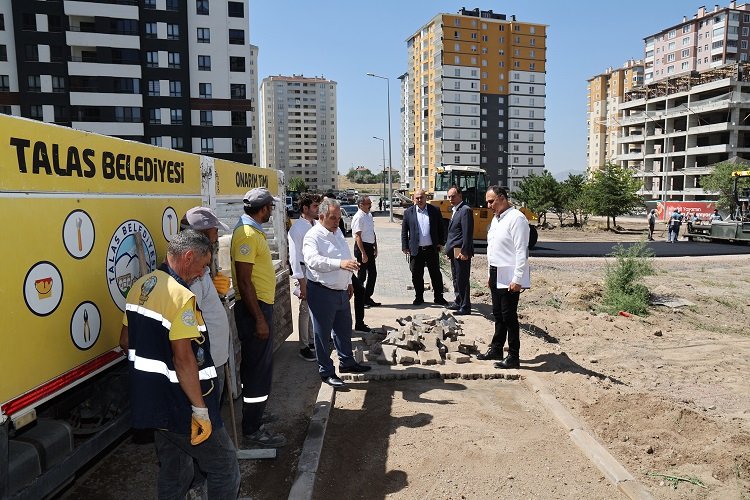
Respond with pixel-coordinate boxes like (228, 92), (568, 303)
(154, 426), (239, 500)
(307, 281), (354, 377)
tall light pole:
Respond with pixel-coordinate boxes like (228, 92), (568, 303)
(373, 136), (386, 212)
(367, 72), (393, 222)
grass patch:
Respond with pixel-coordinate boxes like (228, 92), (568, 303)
(545, 296), (562, 309)
(602, 241), (655, 316)
(713, 296), (736, 308)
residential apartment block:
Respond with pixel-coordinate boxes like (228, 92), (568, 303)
(645, 1), (750, 85)
(0, 0), (258, 164)
(587, 60), (644, 170)
(402, 8), (546, 191)
(259, 75), (337, 193)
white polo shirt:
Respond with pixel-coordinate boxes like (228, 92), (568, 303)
(487, 207), (530, 289)
(351, 209), (376, 244)
(302, 223), (353, 291)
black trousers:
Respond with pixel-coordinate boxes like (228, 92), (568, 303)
(489, 266), (521, 359)
(409, 245), (443, 300)
(234, 300), (274, 436)
(353, 242), (377, 300)
(351, 275), (365, 325)
(450, 255), (472, 312)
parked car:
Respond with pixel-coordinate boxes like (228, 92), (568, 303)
(339, 206), (353, 236)
(341, 204), (359, 217)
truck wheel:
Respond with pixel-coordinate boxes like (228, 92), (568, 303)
(528, 225), (538, 249)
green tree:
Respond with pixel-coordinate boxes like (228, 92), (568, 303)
(702, 160), (750, 215)
(587, 163), (643, 229)
(514, 171), (560, 225)
(561, 174), (590, 226)
(287, 177), (307, 193)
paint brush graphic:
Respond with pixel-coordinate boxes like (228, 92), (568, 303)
(167, 213), (173, 235)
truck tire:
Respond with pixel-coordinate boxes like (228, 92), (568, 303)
(528, 225), (538, 249)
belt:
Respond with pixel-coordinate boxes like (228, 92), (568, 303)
(308, 280), (346, 292)
(418, 245), (433, 250)
(489, 265), (497, 271)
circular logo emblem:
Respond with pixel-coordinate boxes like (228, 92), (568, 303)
(162, 206), (178, 241)
(70, 301), (101, 350)
(23, 261), (64, 316)
(106, 220), (157, 311)
(63, 209), (95, 259)
(239, 244), (250, 255)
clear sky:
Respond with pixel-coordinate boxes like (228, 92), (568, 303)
(250, 0), (700, 177)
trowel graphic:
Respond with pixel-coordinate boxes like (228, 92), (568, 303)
(76, 217), (83, 252)
(83, 308), (91, 342)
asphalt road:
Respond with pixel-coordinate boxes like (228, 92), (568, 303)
(528, 240), (750, 257)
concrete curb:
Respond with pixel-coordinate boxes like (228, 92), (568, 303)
(523, 372), (654, 500)
(287, 382), (335, 500)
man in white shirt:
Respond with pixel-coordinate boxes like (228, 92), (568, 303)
(352, 195), (380, 312)
(303, 198), (372, 388)
(478, 186), (530, 369)
(287, 193), (321, 361)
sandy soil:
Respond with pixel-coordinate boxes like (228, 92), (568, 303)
(315, 220), (750, 499)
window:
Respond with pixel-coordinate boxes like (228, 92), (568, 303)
(29, 105), (43, 120)
(150, 137), (162, 147)
(0, 45), (6, 62)
(742, 40), (748, 49)
(196, 0), (209, 15)
(0, 106), (11, 115)
(0, 75), (10, 92)
(148, 108), (161, 124)
(169, 80), (182, 97)
(454, 156), (461, 163)
(197, 28), (210, 43)
(22, 13), (36, 31)
(198, 55), (211, 70)
(682, 49), (690, 57)
(167, 24), (179, 40)
(52, 76), (65, 92)
(166, 0), (178, 10)
(229, 29), (245, 45)
(146, 51), (159, 67)
(231, 111), (247, 126)
(200, 110), (212, 126)
(229, 56), (245, 72)
(25, 44), (39, 62)
(232, 137), (248, 153)
(171, 136), (184, 149)
(0, 14), (4, 30)
(28, 75), (41, 92)
(527, 158), (534, 165)
(201, 137), (214, 153)
(50, 45), (65, 63)
(199, 83), (212, 98)
(168, 52), (181, 68)
(145, 22), (157, 38)
(170, 108), (183, 125)
(228, 1), (244, 17)
(230, 84), (246, 99)
(454, 144), (460, 152)
(143, 0), (156, 7)
(115, 107), (140, 122)
(148, 80), (160, 96)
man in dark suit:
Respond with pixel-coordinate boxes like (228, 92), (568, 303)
(444, 185), (474, 315)
(401, 189), (448, 306)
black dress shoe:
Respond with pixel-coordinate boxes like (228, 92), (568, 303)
(321, 375), (345, 387)
(413, 297), (424, 305)
(339, 363), (371, 373)
(365, 299), (381, 307)
(454, 310), (471, 316)
(494, 356), (520, 369)
(354, 323), (371, 332)
(476, 347), (504, 361)
(433, 297), (449, 306)
(446, 303), (460, 311)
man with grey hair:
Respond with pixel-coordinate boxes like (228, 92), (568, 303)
(351, 195), (380, 315)
(120, 229), (240, 499)
(303, 197), (371, 388)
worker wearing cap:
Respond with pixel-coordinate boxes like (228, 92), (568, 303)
(230, 187), (286, 448)
(180, 207), (231, 400)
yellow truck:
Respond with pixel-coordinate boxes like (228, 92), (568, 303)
(0, 115), (284, 498)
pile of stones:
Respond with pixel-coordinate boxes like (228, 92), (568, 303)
(358, 312), (480, 366)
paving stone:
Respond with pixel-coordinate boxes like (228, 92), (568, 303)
(395, 348), (416, 365)
(418, 350), (444, 365)
(380, 345), (398, 364)
(446, 352), (470, 364)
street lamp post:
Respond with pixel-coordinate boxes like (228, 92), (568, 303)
(373, 136), (386, 212)
(367, 72), (393, 222)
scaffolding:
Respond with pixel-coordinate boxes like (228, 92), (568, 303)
(624, 63), (748, 102)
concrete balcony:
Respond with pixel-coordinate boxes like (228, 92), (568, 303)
(619, 134), (644, 143)
(689, 122), (730, 134)
(618, 151), (644, 161)
(687, 144), (731, 155)
(66, 31), (139, 50)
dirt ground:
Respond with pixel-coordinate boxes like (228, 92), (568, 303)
(314, 218), (750, 499)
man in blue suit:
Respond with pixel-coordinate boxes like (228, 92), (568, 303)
(444, 186), (474, 315)
(401, 189), (448, 306)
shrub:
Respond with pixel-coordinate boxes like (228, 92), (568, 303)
(602, 241), (654, 316)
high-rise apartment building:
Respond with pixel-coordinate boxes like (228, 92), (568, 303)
(645, 2), (750, 85)
(259, 75), (337, 193)
(403, 8), (546, 191)
(587, 60), (644, 171)
(0, 0), (258, 165)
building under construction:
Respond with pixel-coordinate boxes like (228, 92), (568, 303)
(615, 62), (750, 202)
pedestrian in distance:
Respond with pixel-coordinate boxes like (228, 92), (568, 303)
(303, 197), (372, 388)
(378, 198), (384, 212)
(444, 185), (474, 315)
(711, 209), (723, 222)
(230, 187), (286, 448)
(120, 230), (240, 499)
(352, 195), (380, 310)
(477, 186), (530, 370)
(287, 193), (321, 362)
(400, 189), (448, 306)
(668, 208), (683, 243)
(647, 209), (656, 241)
